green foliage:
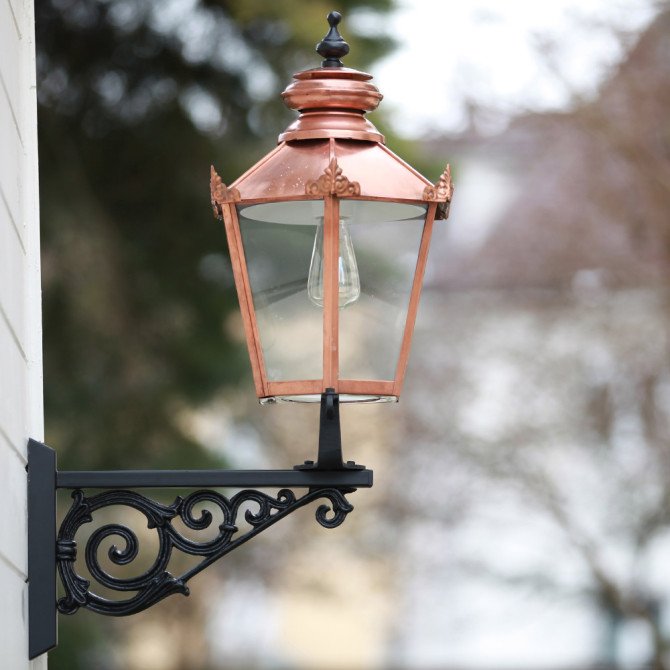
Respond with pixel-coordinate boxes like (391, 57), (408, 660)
(37, 0), (395, 472)
(48, 610), (116, 670)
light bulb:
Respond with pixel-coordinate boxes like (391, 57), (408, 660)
(307, 219), (361, 308)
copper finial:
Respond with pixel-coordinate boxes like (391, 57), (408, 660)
(278, 10), (384, 143)
(316, 11), (350, 68)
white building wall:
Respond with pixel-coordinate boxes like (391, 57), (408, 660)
(0, 0), (46, 667)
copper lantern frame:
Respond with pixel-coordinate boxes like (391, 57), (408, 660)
(211, 15), (453, 405)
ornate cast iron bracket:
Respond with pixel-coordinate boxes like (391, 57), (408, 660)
(28, 393), (372, 659)
(56, 486), (354, 619)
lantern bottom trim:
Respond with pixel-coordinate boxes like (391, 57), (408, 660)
(261, 393), (398, 405)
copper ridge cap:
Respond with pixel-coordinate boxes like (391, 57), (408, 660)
(278, 12), (385, 144)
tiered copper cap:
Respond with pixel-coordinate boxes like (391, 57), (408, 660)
(278, 12), (385, 144)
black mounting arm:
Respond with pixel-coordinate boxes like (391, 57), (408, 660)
(27, 393), (372, 659)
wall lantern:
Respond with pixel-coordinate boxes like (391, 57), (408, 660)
(27, 12), (453, 660)
(211, 12), (452, 407)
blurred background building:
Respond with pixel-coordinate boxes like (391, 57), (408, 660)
(29, 0), (670, 669)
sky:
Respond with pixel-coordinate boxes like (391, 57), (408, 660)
(365, 0), (661, 137)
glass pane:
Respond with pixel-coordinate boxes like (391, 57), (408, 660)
(238, 200), (324, 382)
(338, 200), (428, 381)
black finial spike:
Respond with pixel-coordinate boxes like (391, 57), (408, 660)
(316, 11), (350, 68)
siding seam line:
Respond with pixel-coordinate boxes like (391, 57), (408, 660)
(0, 302), (28, 362)
(0, 426), (27, 465)
(6, 0), (22, 40)
(0, 186), (27, 253)
(0, 69), (25, 147)
(0, 551), (28, 582)
(0, 185), (27, 256)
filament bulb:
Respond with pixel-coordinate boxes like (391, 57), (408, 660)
(307, 219), (360, 308)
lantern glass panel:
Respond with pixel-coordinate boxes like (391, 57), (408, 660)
(237, 200), (324, 382)
(338, 200), (428, 381)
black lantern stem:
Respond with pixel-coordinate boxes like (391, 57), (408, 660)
(296, 389), (365, 471)
(316, 11), (350, 67)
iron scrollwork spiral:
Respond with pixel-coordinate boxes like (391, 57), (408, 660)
(56, 487), (354, 617)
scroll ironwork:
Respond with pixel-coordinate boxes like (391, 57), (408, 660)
(56, 486), (354, 617)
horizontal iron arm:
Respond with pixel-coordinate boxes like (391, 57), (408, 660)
(56, 467), (372, 489)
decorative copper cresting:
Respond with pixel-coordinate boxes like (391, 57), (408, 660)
(305, 158), (361, 197)
(28, 12), (454, 660)
(424, 164), (454, 220)
(210, 166), (240, 218)
(211, 10), (454, 405)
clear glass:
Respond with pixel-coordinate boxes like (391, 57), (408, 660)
(237, 201), (324, 382)
(337, 200), (428, 381)
(238, 199), (428, 392)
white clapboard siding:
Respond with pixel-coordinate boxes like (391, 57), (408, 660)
(0, 0), (46, 667)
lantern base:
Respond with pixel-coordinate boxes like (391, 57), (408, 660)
(261, 394), (398, 405)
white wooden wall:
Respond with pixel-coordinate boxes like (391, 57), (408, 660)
(0, 0), (46, 666)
